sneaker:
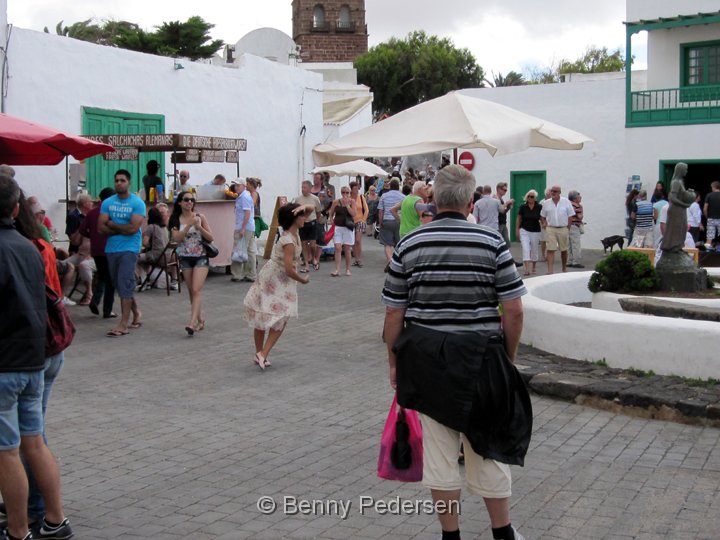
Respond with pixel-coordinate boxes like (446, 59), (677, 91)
(61, 297), (76, 306)
(1, 529), (32, 540)
(34, 518), (73, 540)
(169, 282), (179, 291)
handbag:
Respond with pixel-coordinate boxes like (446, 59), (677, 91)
(377, 394), (423, 482)
(345, 212), (355, 230)
(202, 238), (219, 259)
(45, 285), (76, 357)
(231, 235), (248, 263)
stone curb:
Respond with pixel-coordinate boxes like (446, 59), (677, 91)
(515, 344), (720, 426)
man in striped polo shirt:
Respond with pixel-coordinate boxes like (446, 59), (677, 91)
(631, 189), (654, 247)
(382, 165), (530, 540)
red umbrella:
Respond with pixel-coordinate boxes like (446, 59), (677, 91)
(0, 113), (114, 165)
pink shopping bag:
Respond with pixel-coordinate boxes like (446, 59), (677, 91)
(377, 394), (423, 482)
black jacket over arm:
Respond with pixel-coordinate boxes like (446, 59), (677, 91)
(394, 323), (533, 466)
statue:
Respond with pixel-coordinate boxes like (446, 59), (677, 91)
(660, 162), (696, 253)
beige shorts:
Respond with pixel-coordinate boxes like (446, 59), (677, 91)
(419, 413), (512, 498)
(545, 226), (569, 252)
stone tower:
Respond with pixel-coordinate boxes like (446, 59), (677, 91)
(291, 0), (368, 63)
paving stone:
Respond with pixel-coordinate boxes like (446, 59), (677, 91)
(528, 373), (597, 400)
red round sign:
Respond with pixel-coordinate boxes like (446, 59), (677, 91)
(458, 151), (475, 171)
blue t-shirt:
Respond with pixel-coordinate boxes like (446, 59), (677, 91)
(101, 194), (146, 254)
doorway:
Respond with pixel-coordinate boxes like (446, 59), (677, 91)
(509, 170), (546, 242)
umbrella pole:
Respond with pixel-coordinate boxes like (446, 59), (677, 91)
(65, 156), (69, 216)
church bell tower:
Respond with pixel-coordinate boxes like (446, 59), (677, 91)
(291, 0), (368, 63)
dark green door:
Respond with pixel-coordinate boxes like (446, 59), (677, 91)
(82, 107), (165, 195)
(509, 171), (546, 242)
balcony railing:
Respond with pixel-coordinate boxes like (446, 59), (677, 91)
(629, 84), (720, 126)
(336, 20), (356, 32)
(311, 21), (329, 32)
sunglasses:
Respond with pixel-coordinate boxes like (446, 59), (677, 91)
(527, 195), (536, 199)
(181, 197), (195, 203)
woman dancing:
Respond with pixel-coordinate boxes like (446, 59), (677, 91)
(244, 203), (312, 369)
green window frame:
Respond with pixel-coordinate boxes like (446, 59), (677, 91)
(681, 40), (720, 87)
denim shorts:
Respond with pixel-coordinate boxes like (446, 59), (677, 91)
(0, 370), (44, 449)
(179, 256), (209, 269)
(107, 251), (139, 299)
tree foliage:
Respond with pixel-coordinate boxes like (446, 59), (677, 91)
(355, 31), (484, 117)
(527, 46), (626, 84)
(485, 71), (526, 87)
(558, 46), (625, 75)
(44, 16), (223, 60)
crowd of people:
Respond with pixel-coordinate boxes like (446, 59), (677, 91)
(15, 153), (720, 540)
(624, 175), (720, 264)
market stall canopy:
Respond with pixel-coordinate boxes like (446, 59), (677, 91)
(313, 91), (592, 166)
(310, 159), (388, 178)
(0, 113), (115, 165)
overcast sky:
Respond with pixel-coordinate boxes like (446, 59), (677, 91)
(8, 0), (645, 75)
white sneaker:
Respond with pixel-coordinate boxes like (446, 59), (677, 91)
(62, 297), (76, 306)
(169, 282), (179, 291)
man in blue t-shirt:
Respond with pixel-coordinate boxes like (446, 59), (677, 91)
(99, 169), (146, 337)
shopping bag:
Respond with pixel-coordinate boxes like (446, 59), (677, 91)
(231, 235), (248, 263)
(377, 394), (423, 482)
(323, 224), (336, 245)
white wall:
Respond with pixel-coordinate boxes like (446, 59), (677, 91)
(628, 0), (720, 22)
(647, 24), (720, 89)
(5, 28), (324, 230)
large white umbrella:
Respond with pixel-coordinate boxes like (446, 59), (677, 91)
(310, 159), (389, 178)
(313, 91), (592, 166)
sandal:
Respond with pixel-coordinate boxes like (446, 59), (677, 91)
(330, 271), (339, 277)
(197, 319), (205, 331)
(79, 296), (92, 306)
(299, 267), (309, 273)
(312, 261), (320, 270)
(185, 325), (195, 336)
(106, 329), (129, 338)
(345, 270), (352, 276)
(129, 321), (142, 329)
(254, 352), (266, 371)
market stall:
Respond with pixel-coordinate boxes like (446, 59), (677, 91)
(84, 133), (248, 267)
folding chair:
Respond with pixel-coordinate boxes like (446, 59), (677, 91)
(138, 241), (182, 296)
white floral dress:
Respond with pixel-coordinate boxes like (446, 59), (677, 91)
(243, 232), (301, 331)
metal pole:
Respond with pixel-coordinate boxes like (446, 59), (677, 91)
(65, 156), (69, 216)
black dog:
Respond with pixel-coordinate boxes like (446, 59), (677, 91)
(601, 235), (625, 253)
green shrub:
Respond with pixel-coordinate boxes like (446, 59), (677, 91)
(588, 250), (660, 293)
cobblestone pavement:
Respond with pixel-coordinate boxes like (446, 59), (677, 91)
(44, 241), (720, 539)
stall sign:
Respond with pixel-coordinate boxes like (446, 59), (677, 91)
(103, 148), (139, 161)
(226, 151), (239, 163)
(201, 150), (226, 163)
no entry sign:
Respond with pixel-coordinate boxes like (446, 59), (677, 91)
(458, 151), (475, 171)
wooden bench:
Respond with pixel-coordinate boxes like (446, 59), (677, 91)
(625, 246), (699, 266)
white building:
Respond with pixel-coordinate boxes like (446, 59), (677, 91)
(459, 0), (720, 249)
(1, 4), (325, 231)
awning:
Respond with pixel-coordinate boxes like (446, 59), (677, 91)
(324, 96), (373, 126)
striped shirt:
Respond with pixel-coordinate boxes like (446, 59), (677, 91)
(633, 199), (653, 229)
(377, 190), (405, 222)
(381, 213), (526, 332)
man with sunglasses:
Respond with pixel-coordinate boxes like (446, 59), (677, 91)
(99, 169), (146, 337)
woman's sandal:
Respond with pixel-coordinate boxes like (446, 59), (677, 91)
(330, 271), (339, 277)
(197, 319), (205, 331)
(312, 261), (320, 271)
(185, 325), (195, 336)
(254, 352), (266, 370)
(299, 267), (309, 273)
